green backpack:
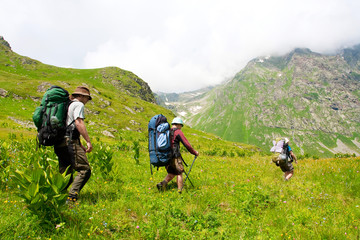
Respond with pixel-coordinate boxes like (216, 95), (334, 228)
(33, 86), (71, 146)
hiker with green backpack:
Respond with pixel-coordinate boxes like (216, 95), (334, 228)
(33, 85), (93, 203)
(53, 86), (93, 203)
(270, 137), (298, 181)
(156, 117), (199, 193)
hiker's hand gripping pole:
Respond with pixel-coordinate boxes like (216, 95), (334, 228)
(181, 156), (197, 191)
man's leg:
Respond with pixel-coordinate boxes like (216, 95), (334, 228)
(68, 140), (91, 201)
(157, 173), (175, 191)
(165, 173), (175, 182)
(285, 171), (294, 181)
(54, 142), (74, 190)
(69, 169), (91, 200)
(176, 173), (183, 191)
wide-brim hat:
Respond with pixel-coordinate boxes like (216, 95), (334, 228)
(72, 86), (92, 100)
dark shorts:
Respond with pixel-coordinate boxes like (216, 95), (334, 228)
(166, 157), (184, 175)
(279, 160), (294, 173)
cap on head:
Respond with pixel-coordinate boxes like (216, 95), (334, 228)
(284, 138), (289, 144)
(72, 86), (92, 100)
(171, 117), (184, 126)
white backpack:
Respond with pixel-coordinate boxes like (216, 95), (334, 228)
(270, 138), (289, 164)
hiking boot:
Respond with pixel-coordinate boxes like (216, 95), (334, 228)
(66, 196), (77, 206)
(156, 182), (166, 192)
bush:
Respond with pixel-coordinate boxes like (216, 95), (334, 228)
(11, 160), (71, 225)
(88, 142), (114, 179)
(133, 140), (140, 165)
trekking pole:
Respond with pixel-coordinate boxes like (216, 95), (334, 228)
(181, 156), (197, 191)
(183, 170), (194, 187)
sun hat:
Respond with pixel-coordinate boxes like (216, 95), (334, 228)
(171, 117), (184, 126)
(72, 86), (92, 100)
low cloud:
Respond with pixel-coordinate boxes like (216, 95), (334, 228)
(2, 0), (360, 92)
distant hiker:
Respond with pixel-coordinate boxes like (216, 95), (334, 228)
(156, 117), (199, 193)
(270, 137), (297, 181)
(54, 86), (93, 203)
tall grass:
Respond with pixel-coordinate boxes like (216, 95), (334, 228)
(0, 137), (359, 239)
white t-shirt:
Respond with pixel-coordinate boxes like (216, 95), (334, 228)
(67, 99), (85, 130)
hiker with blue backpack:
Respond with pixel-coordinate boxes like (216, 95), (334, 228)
(53, 86), (93, 203)
(270, 137), (297, 181)
(156, 117), (199, 193)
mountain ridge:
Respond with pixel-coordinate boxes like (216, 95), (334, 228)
(0, 36), (155, 104)
(159, 46), (360, 157)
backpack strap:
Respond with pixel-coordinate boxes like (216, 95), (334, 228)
(65, 101), (81, 140)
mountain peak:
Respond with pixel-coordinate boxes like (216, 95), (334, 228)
(291, 48), (315, 55)
(0, 36), (12, 50)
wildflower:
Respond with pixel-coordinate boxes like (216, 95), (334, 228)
(136, 225), (140, 229)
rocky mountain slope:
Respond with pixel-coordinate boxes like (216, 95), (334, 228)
(155, 86), (214, 117)
(160, 46), (360, 157)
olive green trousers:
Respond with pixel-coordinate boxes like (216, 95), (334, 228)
(54, 138), (91, 199)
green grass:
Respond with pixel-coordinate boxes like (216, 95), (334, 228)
(0, 137), (359, 239)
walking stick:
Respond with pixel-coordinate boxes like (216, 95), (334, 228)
(181, 156), (197, 191)
(183, 170), (194, 187)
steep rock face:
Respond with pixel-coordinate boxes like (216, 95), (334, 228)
(0, 36), (11, 50)
(167, 47), (360, 157)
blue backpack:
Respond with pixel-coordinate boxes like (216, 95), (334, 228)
(148, 114), (173, 172)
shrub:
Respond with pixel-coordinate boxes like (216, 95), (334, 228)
(89, 143), (114, 179)
(11, 160), (71, 225)
(133, 140), (140, 165)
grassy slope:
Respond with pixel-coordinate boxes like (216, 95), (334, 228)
(0, 138), (359, 239)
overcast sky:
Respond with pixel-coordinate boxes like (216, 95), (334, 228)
(1, 0), (360, 93)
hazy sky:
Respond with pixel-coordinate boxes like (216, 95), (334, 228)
(1, 0), (360, 93)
